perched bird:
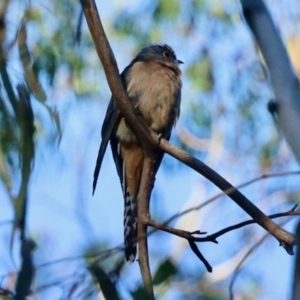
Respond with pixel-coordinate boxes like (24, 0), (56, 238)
(93, 44), (183, 262)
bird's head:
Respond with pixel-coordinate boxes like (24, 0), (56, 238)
(134, 44), (183, 65)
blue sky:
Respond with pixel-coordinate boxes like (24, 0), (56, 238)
(1, 0), (300, 299)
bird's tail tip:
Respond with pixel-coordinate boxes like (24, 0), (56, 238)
(124, 194), (138, 264)
(125, 248), (137, 264)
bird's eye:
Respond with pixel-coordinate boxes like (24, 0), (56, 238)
(163, 51), (170, 58)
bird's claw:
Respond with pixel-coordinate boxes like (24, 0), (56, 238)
(156, 133), (163, 145)
(134, 104), (142, 115)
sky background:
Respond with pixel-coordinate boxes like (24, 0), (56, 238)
(0, 0), (300, 299)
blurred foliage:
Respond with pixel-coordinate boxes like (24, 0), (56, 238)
(18, 22), (47, 102)
(186, 50), (214, 92)
(0, 0), (299, 299)
(132, 258), (178, 299)
(154, 0), (180, 20)
(89, 263), (121, 300)
(152, 257), (177, 285)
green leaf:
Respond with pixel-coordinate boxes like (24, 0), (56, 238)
(88, 263), (121, 300)
(152, 258), (177, 286)
(18, 23), (47, 102)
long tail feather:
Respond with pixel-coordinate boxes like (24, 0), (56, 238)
(124, 190), (137, 263)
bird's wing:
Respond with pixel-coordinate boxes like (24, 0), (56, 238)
(93, 69), (129, 194)
(153, 88), (181, 174)
(93, 98), (120, 194)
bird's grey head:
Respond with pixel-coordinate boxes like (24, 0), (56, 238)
(133, 44), (183, 65)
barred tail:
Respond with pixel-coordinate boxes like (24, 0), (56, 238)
(124, 190), (137, 263)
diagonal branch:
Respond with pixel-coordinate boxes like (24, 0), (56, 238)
(162, 170), (300, 226)
(79, 0), (156, 151)
(240, 0), (300, 163)
(159, 139), (296, 253)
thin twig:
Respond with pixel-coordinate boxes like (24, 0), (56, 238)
(1, 206), (297, 290)
(204, 205), (299, 242)
(36, 246), (123, 270)
(163, 170), (300, 226)
(188, 240), (212, 272)
(147, 205), (299, 243)
(228, 218), (290, 300)
(229, 232), (269, 300)
(3, 171), (296, 276)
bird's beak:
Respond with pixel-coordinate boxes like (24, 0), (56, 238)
(176, 59), (184, 64)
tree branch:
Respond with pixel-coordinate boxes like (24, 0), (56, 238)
(159, 139), (296, 253)
(2, 205), (297, 285)
(240, 0), (300, 163)
(162, 170), (300, 226)
(148, 206), (299, 272)
(148, 205), (299, 243)
(80, 1), (158, 296)
(229, 231), (269, 300)
(137, 155), (158, 299)
(80, 0), (157, 151)
(292, 220), (300, 300)
(28, 172), (298, 276)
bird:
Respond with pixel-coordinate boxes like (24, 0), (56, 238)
(93, 44), (183, 263)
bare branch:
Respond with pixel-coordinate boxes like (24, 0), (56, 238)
(147, 206), (299, 271)
(240, 0), (300, 163)
(163, 170), (300, 225)
(188, 241), (212, 272)
(292, 220), (300, 300)
(204, 205), (299, 242)
(159, 139), (296, 254)
(229, 232), (269, 300)
(80, 0), (157, 152)
(228, 216), (291, 300)
(148, 205), (299, 244)
(1, 205), (297, 293)
(137, 156), (158, 299)
(22, 172), (298, 277)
